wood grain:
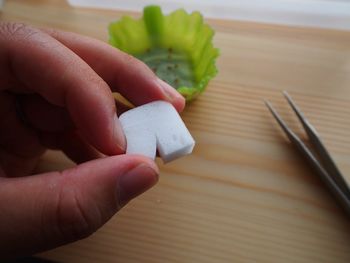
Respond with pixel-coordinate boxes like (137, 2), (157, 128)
(2, 1), (350, 262)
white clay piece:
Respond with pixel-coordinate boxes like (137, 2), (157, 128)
(119, 101), (195, 163)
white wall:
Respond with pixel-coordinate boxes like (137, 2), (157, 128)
(68, 0), (350, 31)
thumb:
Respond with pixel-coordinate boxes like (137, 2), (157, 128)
(0, 155), (158, 258)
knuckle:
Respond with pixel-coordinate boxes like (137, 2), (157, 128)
(49, 173), (102, 242)
(0, 22), (38, 40)
(44, 27), (60, 39)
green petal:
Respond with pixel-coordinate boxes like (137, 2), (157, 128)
(143, 5), (163, 46)
(108, 5), (219, 102)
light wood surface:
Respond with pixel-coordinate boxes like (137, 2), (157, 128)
(2, 1), (350, 262)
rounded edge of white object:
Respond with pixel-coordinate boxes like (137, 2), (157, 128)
(119, 100), (172, 128)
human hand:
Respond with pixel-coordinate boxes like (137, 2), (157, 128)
(0, 22), (185, 259)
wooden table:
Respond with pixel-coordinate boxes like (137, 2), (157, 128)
(2, 1), (350, 262)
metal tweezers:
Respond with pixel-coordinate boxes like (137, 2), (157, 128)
(265, 91), (350, 216)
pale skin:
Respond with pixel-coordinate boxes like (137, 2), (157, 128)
(0, 22), (185, 259)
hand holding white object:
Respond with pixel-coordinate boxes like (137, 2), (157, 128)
(0, 22), (185, 259)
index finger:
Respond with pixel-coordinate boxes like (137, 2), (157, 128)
(42, 28), (186, 112)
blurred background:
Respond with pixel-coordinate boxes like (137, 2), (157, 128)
(66, 0), (350, 30)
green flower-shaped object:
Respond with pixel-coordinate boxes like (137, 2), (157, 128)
(108, 5), (219, 101)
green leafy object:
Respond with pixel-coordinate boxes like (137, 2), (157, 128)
(109, 5), (219, 102)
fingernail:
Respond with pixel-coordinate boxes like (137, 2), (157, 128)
(156, 78), (184, 105)
(118, 164), (159, 206)
(114, 115), (126, 152)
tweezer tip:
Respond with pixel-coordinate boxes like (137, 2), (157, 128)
(264, 100), (278, 117)
(263, 99), (272, 109)
(263, 99), (271, 106)
(282, 90), (291, 99)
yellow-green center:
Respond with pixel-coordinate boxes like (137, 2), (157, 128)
(137, 48), (195, 89)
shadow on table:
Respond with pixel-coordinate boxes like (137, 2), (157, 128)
(1, 257), (58, 263)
